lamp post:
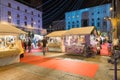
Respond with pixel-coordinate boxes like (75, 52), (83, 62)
(112, 0), (118, 80)
(112, 0), (118, 39)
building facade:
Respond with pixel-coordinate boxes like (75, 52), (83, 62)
(65, 4), (111, 32)
(0, 0), (42, 34)
(50, 20), (65, 32)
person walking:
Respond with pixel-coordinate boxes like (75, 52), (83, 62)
(42, 37), (48, 55)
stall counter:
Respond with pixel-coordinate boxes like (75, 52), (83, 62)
(0, 48), (20, 66)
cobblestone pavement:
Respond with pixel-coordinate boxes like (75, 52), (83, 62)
(0, 52), (120, 80)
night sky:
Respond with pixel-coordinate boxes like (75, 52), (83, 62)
(16, 0), (111, 29)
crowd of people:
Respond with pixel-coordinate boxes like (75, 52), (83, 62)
(87, 35), (120, 57)
(21, 37), (48, 55)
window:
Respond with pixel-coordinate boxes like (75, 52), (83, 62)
(17, 6), (20, 10)
(97, 18), (100, 20)
(92, 18), (94, 21)
(24, 21), (27, 26)
(97, 11), (100, 14)
(17, 14), (20, 18)
(68, 22), (70, 24)
(31, 11), (34, 15)
(31, 23), (33, 27)
(77, 25), (79, 27)
(68, 25), (70, 29)
(103, 10), (106, 13)
(103, 21), (106, 26)
(38, 20), (40, 23)
(31, 18), (33, 21)
(77, 21), (79, 23)
(17, 20), (20, 25)
(8, 3), (11, 7)
(97, 22), (100, 27)
(72, 25), (75, 28)
(24, 16), (27, 20)
(72, 21), (75, 24)
(92, 23), (94, 26)
(8, 11), (11, 16)
(25, 9), (27, 13)
(91, 13), (94, 15)
(8, 11), (11, 23)
(38, 25), (40, 28)
(38, 14), (40, 17)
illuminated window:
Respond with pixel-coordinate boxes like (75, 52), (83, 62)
(8, 11), (11, 23)
(8, 17), (11, 23)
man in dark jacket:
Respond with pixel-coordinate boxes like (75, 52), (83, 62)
(42, 37), (47, 55)
(28, 38), (32, 53)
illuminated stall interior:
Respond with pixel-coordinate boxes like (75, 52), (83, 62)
(0, 22), (27, 66)
(46, 30), (66, 52)
(64, 26), (96, 54)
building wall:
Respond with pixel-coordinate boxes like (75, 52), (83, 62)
(51, 20), (65, 32)
(0, 0), (42, 33)
(65, 3), (111, 32)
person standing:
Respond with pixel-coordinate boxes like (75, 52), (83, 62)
(23, 40), (27, 52)
(28, 38), (32, 53)
(42, 37), (48, 55)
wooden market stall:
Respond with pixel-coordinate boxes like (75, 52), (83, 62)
(46, 30), (67, 52)
(64, 26), (96, 54)
(0, 22), (27, 66)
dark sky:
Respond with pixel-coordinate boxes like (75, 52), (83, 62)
(16, 0), (111, 28)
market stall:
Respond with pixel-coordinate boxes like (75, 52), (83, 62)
(46, 30), (66, 52)
(64, 26), (96, 55)
(0, 22), (27, 66)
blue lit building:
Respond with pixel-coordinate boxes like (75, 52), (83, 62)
(65, 4), (111, 32)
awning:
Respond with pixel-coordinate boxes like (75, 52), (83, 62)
(64, 26), (95, 35)
(0, 23), (27, 35)
(46, 30), (67, 37)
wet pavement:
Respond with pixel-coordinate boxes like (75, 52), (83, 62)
(0, 52), (120, 80)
